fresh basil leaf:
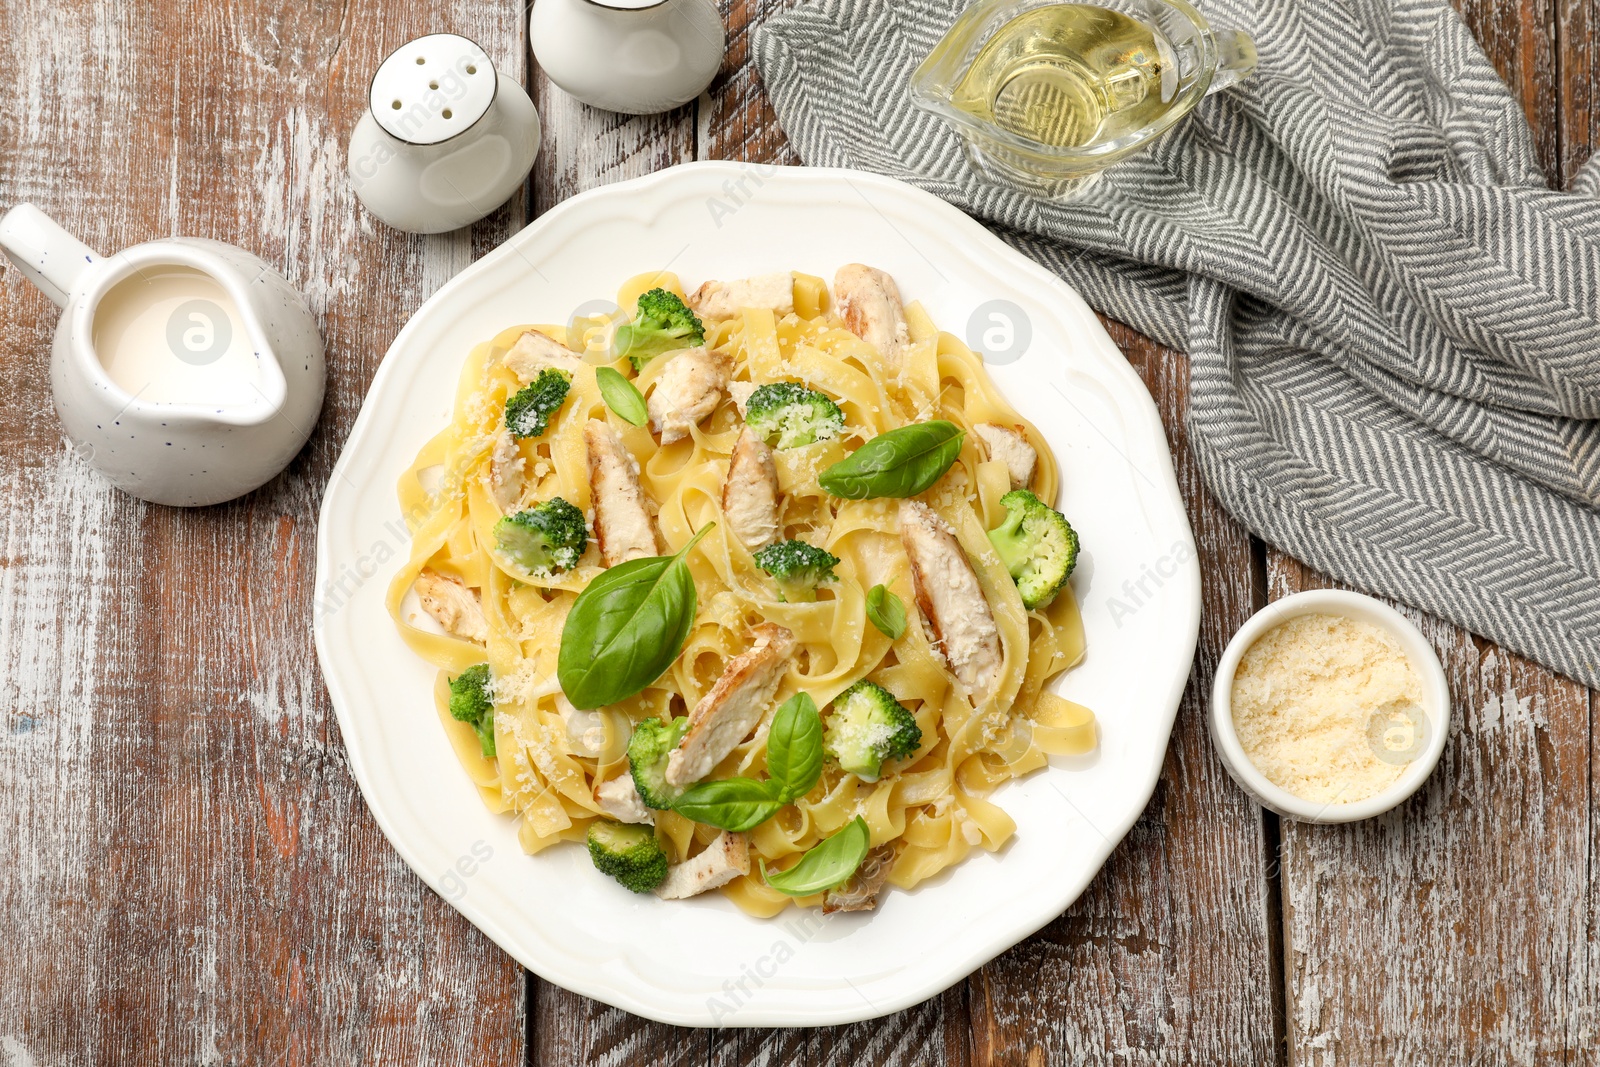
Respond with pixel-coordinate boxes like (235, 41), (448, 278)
(765, 693), (824, 803)
(672, 777), (784, 832)
(817, 421), (965, 499)
(760, 816), (871, 896)
(865, 584), (908, 640)
(669, 694), (821, 830)
(557, 525), (713, 709)
(596, 365), (648, 427)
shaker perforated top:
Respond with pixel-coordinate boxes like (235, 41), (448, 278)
(370, 34), (497, 145)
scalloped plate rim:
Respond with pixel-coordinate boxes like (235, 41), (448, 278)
(313, 161), (1200, 1027)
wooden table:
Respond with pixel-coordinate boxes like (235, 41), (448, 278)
(0, 1), (1594, 1063)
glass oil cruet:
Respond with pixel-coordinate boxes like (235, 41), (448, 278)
(911, 0), (1258, 199)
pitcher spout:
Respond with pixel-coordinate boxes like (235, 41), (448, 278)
(221, 350), (290, 428)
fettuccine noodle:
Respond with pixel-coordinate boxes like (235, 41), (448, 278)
(387, 269), (1096, 916)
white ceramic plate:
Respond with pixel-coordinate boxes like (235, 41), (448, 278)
(314, 162), (1200, 1027)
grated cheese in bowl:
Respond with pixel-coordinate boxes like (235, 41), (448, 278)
(1229, 613), (1425, 806)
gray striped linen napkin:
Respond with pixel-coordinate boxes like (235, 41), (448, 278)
(753, 0), (1600, 688)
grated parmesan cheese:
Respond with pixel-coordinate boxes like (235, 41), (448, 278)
(1230, 613), (1424, 805)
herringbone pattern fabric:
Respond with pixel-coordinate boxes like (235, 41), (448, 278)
(754, 0), (1600, 687)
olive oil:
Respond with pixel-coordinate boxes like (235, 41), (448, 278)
(950, 4), (1176, 148)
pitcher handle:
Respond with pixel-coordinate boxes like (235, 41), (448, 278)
(1205, 29), (1258, 96)
(0, 204), (101, 309)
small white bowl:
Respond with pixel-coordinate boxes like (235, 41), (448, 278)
(1209, 589), (1451, 823)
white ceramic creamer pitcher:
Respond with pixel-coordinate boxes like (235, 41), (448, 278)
(0, 205), (325, 506)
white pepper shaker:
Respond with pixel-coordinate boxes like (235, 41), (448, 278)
(348, 34), (542, 234)
(530, 0), (725, 115)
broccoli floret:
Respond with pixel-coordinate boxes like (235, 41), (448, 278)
(987, 489), (1080, 610)
(505, 369), (572, 438)
(627, 716), (691, 810)
(448, 664), (497, 759)
(753, 540), (841, 603)
(614, 288), (706, 371)
(587, 820), (669, 893)
(824, 680), (922, 782)
(745, 382), (845, 449)
(494, 497), (588, 577)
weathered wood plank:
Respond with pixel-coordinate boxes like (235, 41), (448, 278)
(532, 984), (971, 1066)
(694, 2), (972, 1061)
(530, 75), (695, 217)
(526, 6), (972, 1061)
(1557, 0), (1600, 187)
(699, 0), (801, 168)
(528, 2), (1279, 1056)
(1269, 3), (1597, 1063)
(970, 323), (1279, 1067)
(524, 25), (709, 1067)
(526, 5), (973, 1061)
(1266, 559), (1598, 1065)
(1453, 0), (1560, 181)
(0, 0), (527, 1063)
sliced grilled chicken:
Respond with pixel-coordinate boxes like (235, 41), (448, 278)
(722, 427), (781, 551)
(654, 831), (751, 899)
(415, 569), (489, 644)
(834, 264), (911, 369)
(594, 775), (654, 825)
(689, 272), (796, 320)
(486, 428), (524, 511)
(822, 845), (896, 914)
(728, 380), (757, 419)
(501, 328), (586, 382)
(974, 423), (1037, 491)
(584, 419), (657, 566)
(648, 347), (733, 445)
(899, 500), (1002, 702)
(665, 624), (796, 787)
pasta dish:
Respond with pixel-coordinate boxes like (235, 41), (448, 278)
(386, 265), (1095, 916)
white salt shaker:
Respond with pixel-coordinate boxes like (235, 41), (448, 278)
(348, 34), (542, 234)
(530, 0), (725, 115)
